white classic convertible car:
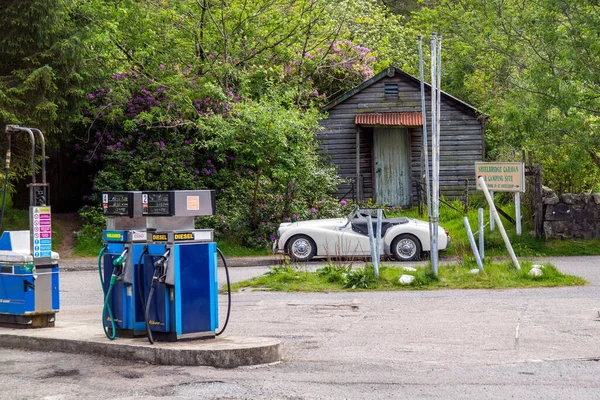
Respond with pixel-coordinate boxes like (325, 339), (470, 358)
(274, 207), (450, 262)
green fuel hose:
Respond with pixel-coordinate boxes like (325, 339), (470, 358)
(97, 245), (117, 340)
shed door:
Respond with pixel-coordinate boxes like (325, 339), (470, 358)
(373, 127), (411, 206)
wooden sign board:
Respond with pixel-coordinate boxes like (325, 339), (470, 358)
(475, 162), (525, 192)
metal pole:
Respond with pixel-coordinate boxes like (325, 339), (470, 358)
(463, 217), (484, 271)
(418, 35), (432, 232)
(433, 35), (442, 276)
(478, 177), (521, 269)
(490, 191), (495, 231)
(515, 192), (522, 235)
(478, 207), (484, 261)
(0, 128), (12, 232)
(376, 209), (383, 261)
(31, 128), (47, 205)
(430, 33), (438, 276)
(366, 214), (379, 278)
(356, 126), (360, 203)
(19, 127), (37, 207)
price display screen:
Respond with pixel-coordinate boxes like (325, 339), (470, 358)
(142, 192), (174, 216)
(103, 192), (132, 216)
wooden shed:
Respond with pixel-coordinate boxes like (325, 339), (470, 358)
(319, 66), (485, 206)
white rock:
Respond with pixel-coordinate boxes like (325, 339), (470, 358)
(403, 267), (417, 272)
(399, 274), (416, 285)
(469, 268), (480, 275)
(532, 264), (545, 269)
(529, 267), (543, 277)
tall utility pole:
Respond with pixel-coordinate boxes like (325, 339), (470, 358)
(420, 33), (442, 276)
(418, 35), (432, 242)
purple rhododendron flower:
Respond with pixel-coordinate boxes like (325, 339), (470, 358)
(340, 200), (347, 206)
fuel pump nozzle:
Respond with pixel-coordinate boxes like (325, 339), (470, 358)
(112, 248), (129, 281)
(153, 249), (170, 284)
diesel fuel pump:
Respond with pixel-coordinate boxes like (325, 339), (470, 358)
(139, 190), (230, 343)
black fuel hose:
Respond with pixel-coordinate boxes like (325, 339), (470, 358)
(144, 269), (160, 345)
(215, 247), (231, 336)
(136, 246), (149, 316)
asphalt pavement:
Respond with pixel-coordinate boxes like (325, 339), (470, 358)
(1, 255), (599, 399)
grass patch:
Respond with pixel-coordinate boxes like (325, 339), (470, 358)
(73, 234), (103, 257)
(391, 199), (600, 258)
(229, 260), (587, 292)
(1, 208), (63, 251)
(216, 239), (271, 257)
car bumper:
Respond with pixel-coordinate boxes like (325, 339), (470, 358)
(273, 240), (285, 255)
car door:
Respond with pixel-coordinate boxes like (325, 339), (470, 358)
(340, 221), (371, 257)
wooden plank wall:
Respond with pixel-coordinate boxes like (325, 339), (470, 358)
(318, 73), (484, 204)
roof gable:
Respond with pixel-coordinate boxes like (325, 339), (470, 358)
(321, 66), (482, 117)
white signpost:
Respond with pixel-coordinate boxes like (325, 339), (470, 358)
(475, 162), (525, 235)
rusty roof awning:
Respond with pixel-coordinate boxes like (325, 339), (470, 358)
(354, 112), (423, 126)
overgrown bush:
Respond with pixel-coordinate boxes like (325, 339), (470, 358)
(75, 72), (346, 249)
(316, 262), (351, 283)
(344, 266), (378, 289)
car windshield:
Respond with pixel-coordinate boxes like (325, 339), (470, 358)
(346, 205), (360, 222)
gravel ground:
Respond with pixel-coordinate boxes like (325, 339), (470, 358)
(1, 256), (599, 399)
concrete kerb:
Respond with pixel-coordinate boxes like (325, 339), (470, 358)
(0, 327), (281, 368)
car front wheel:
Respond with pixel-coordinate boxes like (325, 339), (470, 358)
(287, 235), (317, 262)
(391, 234), (422, 261)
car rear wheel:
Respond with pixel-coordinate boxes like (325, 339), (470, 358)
(287, 235), (316, 262)
(391, 234), (421, 261)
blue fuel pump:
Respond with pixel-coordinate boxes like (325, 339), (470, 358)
(139, 190), (228, 343)
(143, 240), (219, 342)
(98, 190), (230, 343)
(0, 125), (59, 328)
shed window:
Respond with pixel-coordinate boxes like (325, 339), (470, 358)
(384, 83), (399, 96)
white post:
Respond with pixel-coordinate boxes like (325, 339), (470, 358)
(478, 207), (484, 261)
(515, 192), (522, 235)
(478, 177), (520, 270)
(366, 214), (380, 278)
(489, 191), (495, 231)
(376, 209), (383, 261)
(463, 217), (484, 271)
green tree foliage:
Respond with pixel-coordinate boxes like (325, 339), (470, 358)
(78, 69), (345, 246)
(70, 0), (393, 246)
(0, 0), (85, 133)
(411, 0), (600, 191)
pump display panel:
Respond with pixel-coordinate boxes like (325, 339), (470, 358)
(142, 191), (175, 216)
(103, 192), (135, 217)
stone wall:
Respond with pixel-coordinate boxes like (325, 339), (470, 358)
(542, 189), (600, 239)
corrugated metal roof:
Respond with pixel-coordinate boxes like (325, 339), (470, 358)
(354, 112), (423, 126)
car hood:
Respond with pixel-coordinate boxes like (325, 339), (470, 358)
(279, 218), (346, 232)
